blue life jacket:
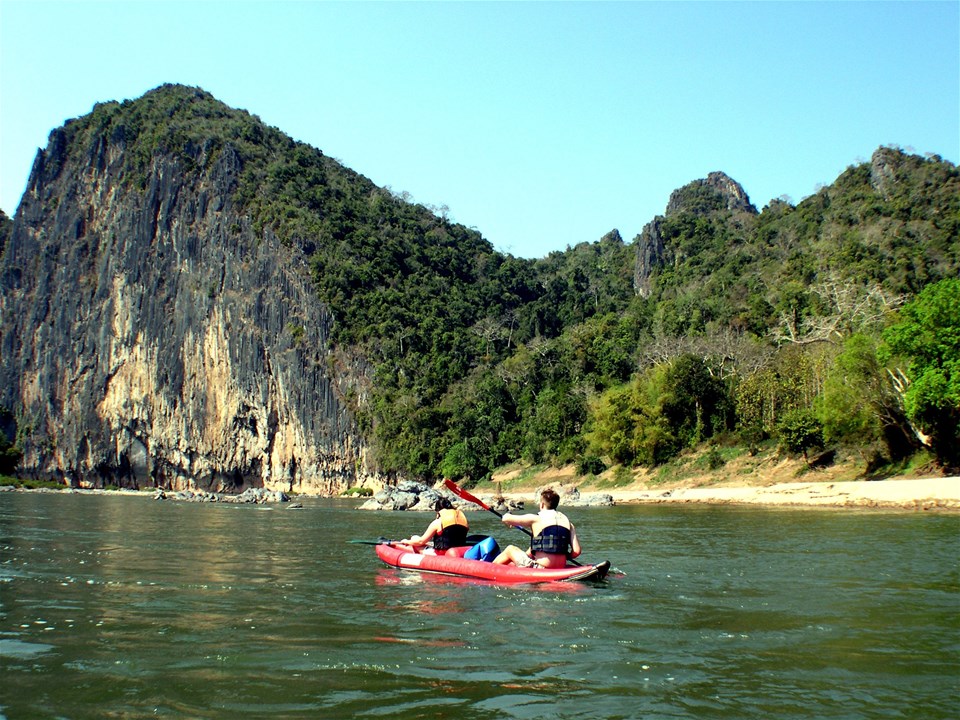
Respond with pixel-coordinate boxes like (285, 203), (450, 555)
(530, 523), (572, 556)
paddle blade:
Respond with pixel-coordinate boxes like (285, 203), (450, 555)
(443, 478), (492, 511)
(445, 478), (533, 541)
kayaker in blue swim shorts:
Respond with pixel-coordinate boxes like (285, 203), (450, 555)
(492, 489), (581, 569)
(400, 497), (469, 552)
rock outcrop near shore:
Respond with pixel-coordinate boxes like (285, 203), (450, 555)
(359, 481), (475, 512)
(153, 487), (292, 504)
(359, 481), (613, 511)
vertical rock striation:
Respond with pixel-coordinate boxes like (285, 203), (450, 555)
(0, 97), (370, 493)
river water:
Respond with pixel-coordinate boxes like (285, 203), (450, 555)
(1, 492), (957, 719)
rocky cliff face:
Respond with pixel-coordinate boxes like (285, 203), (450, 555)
(665, 171), (757, 216)
(633, 171), (756, 297)
(632, 218), (666, 299)
(0, 104), (371, 493)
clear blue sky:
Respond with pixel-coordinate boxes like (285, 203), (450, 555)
(1, 1), (957, 259)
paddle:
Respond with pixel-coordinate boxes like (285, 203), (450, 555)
(347, 537), (398, 545)
(348, 534), (489, 547)
(444, 478), (533, 538)
(443, 478), (587, 567)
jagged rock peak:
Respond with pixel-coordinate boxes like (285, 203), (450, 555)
(599, 229), (624, 244)
(665, 171), (757, 217)
(869, 146), (906, 199)
(632, 216), (665, 299)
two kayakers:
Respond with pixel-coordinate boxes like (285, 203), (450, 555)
(493, 488), (581, 569)
(400, 497), (469, 551)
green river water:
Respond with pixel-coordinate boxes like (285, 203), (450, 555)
(1, 492), (957, 719)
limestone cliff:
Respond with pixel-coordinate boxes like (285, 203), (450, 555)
(665, 171), (757, 216)
(633, 171), (757, 297)
(0, 89), (371, 493)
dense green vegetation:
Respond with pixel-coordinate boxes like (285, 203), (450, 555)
(0, 210), (11, 257)
(10, 85), (960, 481)
(0, 406), (21, 476)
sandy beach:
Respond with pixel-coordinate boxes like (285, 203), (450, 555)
(501, 476), (960, 511)
(488, 449), (960, 512)
(612, 476), (960, 510)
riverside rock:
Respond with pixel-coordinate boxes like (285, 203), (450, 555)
(359, 481), (465, 512)
(535, 485), (614, 507)
(153, 487), (289, 503)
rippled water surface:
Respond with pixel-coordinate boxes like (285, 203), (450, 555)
(1, 492), (958, 719)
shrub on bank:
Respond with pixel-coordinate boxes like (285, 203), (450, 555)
(3, 477), (65, 490)
(341, 486), (373, 497)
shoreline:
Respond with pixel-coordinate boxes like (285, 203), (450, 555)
(4, 476), (960, 512)
(502, 476), (960, 512)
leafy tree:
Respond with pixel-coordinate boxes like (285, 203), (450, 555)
(734, 345), (832, 439)
(577, 455), (606, 476)
(661, 354), (732, 448)
(585, 364), (683, 468)
(817, 334), (917, 462)
(881, 279), (960, 468)
(522, 384), (587, 465)
(818, 335), (885, 446)
(439, 440), (484, 484)
(777, 409), (824, 462)
(0, 406), (20, 475)
(0, 210), (11, 256)
(585, 379), (639, 466)
(0, 439), (20, 475)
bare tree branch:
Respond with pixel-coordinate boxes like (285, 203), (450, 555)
(770, 275), (905, 346)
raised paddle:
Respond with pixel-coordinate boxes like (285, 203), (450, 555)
(443, 479), (586, 567)
(443, 478), (533, 538)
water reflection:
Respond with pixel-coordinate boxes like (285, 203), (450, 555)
(371, 635), (467, 647)
(1, 494), (958, 720)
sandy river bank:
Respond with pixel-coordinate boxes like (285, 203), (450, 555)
(500, 476), (960, 511)
(609, 476), (960, 510)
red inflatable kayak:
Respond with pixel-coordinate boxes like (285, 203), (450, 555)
(375, 543), (610, 584)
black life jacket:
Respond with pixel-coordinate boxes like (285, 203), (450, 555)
(530, 518), (572, 556)
(434, 508), (468, 550)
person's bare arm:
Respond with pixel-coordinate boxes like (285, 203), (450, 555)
(569, 525), (582, 558)
(501, 512), (537, 529)
(402, 518), (441, 547)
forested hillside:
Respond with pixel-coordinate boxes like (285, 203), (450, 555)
(407, 146), (959, 481)
(2, 85), (957, 487)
